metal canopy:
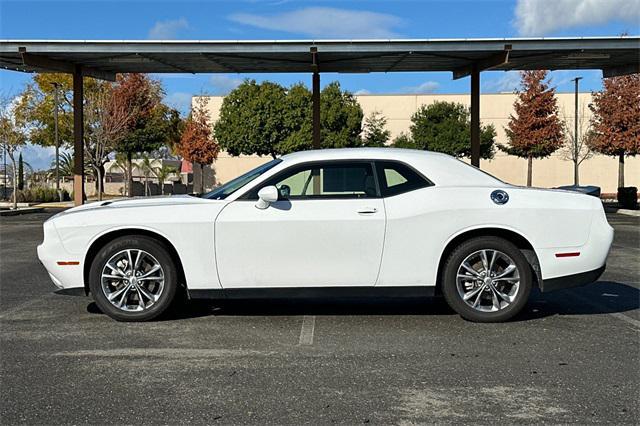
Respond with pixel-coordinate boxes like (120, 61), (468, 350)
(1, 37), (638, 206)
(1, 37), (639, 78)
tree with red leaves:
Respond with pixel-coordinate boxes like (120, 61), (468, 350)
(588, 73), (640, 189)
(500, 70), (564, 186)
(178, 97), (219, 193)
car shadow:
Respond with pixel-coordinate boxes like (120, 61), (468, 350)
(86, 281), (639, 322)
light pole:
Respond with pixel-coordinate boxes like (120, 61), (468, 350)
(571, 76), (582, 186)
(51, 82), (61, 200)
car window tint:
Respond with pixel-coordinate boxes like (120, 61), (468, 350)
(255, 162), (378, 199)
(377, 161), (431, 197)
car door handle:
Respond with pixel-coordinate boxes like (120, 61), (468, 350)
(357, 207), (378, 214)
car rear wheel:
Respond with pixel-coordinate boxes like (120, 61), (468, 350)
(89, 236), (178, 322)
(442, 237), (532, 323)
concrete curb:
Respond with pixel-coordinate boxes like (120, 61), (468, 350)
(616, 209), (640, 217)
(0, 207), (45, 216)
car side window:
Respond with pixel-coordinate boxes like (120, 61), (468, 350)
(375, 161), (432, 197)
(247, 162), (378, 200)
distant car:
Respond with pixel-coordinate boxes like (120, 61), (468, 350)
(38, 148), (614, 322)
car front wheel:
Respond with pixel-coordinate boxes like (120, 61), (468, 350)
(442, 236), (532, 323)
(89, 236), (178, 322)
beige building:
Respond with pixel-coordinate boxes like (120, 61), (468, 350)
(197, 92), (639, 194)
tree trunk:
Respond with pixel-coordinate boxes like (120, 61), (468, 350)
(96, 166), (104, 202)
(526, 156), (533, 187)
(160, 179), (165, 195)
(573, 159), (579, 186)
(127, 152), (133, 197)
(618, 152), (625, 189)
(200, 163), (205, 194)
(11, 156), (17, 210)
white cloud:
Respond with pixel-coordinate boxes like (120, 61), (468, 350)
(401, 81), (439, 94)
(148, 18), (189, 39)
(210, 75), (243, 95)
(483, 71), (521, 93)
(229, 7), (403, 38)
(514, 0), (640, 36)
(354, 89), (371, 95)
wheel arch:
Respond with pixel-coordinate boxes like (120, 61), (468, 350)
(83, 228), (187, 295)
(435, 227), (542, 294)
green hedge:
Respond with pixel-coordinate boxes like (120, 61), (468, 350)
(16, 187), (71, 203)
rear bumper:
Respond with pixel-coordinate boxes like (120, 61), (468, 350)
(540, 264), (606, 292)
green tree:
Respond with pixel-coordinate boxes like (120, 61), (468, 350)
(319, 82), (364, 148)
(153, 164), (178, 195)
(17, 153), (24, 190)
(0, 95), (28, 209)
(409, 101), (495, 159)
(391, 132), (417, 149)
(361, 110), (391, 147)
(214, 80), (289, 158)
(215, 80), (364, 157)
(14, 74), (73, 149)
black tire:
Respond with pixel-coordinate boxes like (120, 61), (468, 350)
(89, 236), (178, 322)
(442, 236), (532, 323)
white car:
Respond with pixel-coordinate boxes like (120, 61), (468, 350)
(38, 148), (613, 322)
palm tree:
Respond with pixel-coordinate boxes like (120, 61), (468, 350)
(108, 153), (130, 196)
(153, 165), (177, 195)
(139, 154), (155, 196)
(50, 151), (74, 178)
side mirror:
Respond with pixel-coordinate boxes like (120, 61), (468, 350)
(255, 186), (279, 209)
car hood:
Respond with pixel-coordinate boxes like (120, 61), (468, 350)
(51, 195), (219, 218)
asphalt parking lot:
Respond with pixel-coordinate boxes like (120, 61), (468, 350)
(1, 210), (638, 425)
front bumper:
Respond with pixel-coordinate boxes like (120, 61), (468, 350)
(37, 220), (85, 292)
(540, 264), (606, 292)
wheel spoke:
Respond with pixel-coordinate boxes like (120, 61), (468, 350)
(107, 285), (128, 301)
(135, 287), (146, 309)
(138, 285), (158, 302)
(480, 250), (489, 273)
(140, 264), (161, 279)
(494, 264), (516, 279)
(492, 284), (515, 303)
(490, 288), (501, 311)
(461, 262), (480, 277)
(472, 287), (484, 307)
(488, 250), (497, 274)
(102, 274), (124, 280)
(117, 286), (130, 308)
(126, 250), (134, 272)
(463, 285), (484, 301)
(133, 250), (144, 271)
(138, 275), (163, 282)
(106, 262), (125, 277)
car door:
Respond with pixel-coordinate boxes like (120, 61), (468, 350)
(215, 160), (386, 288)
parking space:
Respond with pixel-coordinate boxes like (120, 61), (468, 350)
(1, 210), (638, 424)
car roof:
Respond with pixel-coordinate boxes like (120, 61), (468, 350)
(279, 148), (504, 187)
(280, 147), (451, 163)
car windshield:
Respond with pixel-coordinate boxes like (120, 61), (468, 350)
(201, 159), (282, 200)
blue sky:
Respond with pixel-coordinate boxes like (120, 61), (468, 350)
(1, 0), (639, 169)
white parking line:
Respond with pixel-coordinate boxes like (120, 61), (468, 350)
(298, 315), (316, 346)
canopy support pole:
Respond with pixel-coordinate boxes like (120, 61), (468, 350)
(470, 65), (480, 168)
(73, 66), (84, 206)
(311, 48), (320, 150)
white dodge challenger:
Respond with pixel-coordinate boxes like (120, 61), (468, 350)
(38, 148), (613, 322)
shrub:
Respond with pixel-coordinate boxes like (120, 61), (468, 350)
(15, 187), (70, 203)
